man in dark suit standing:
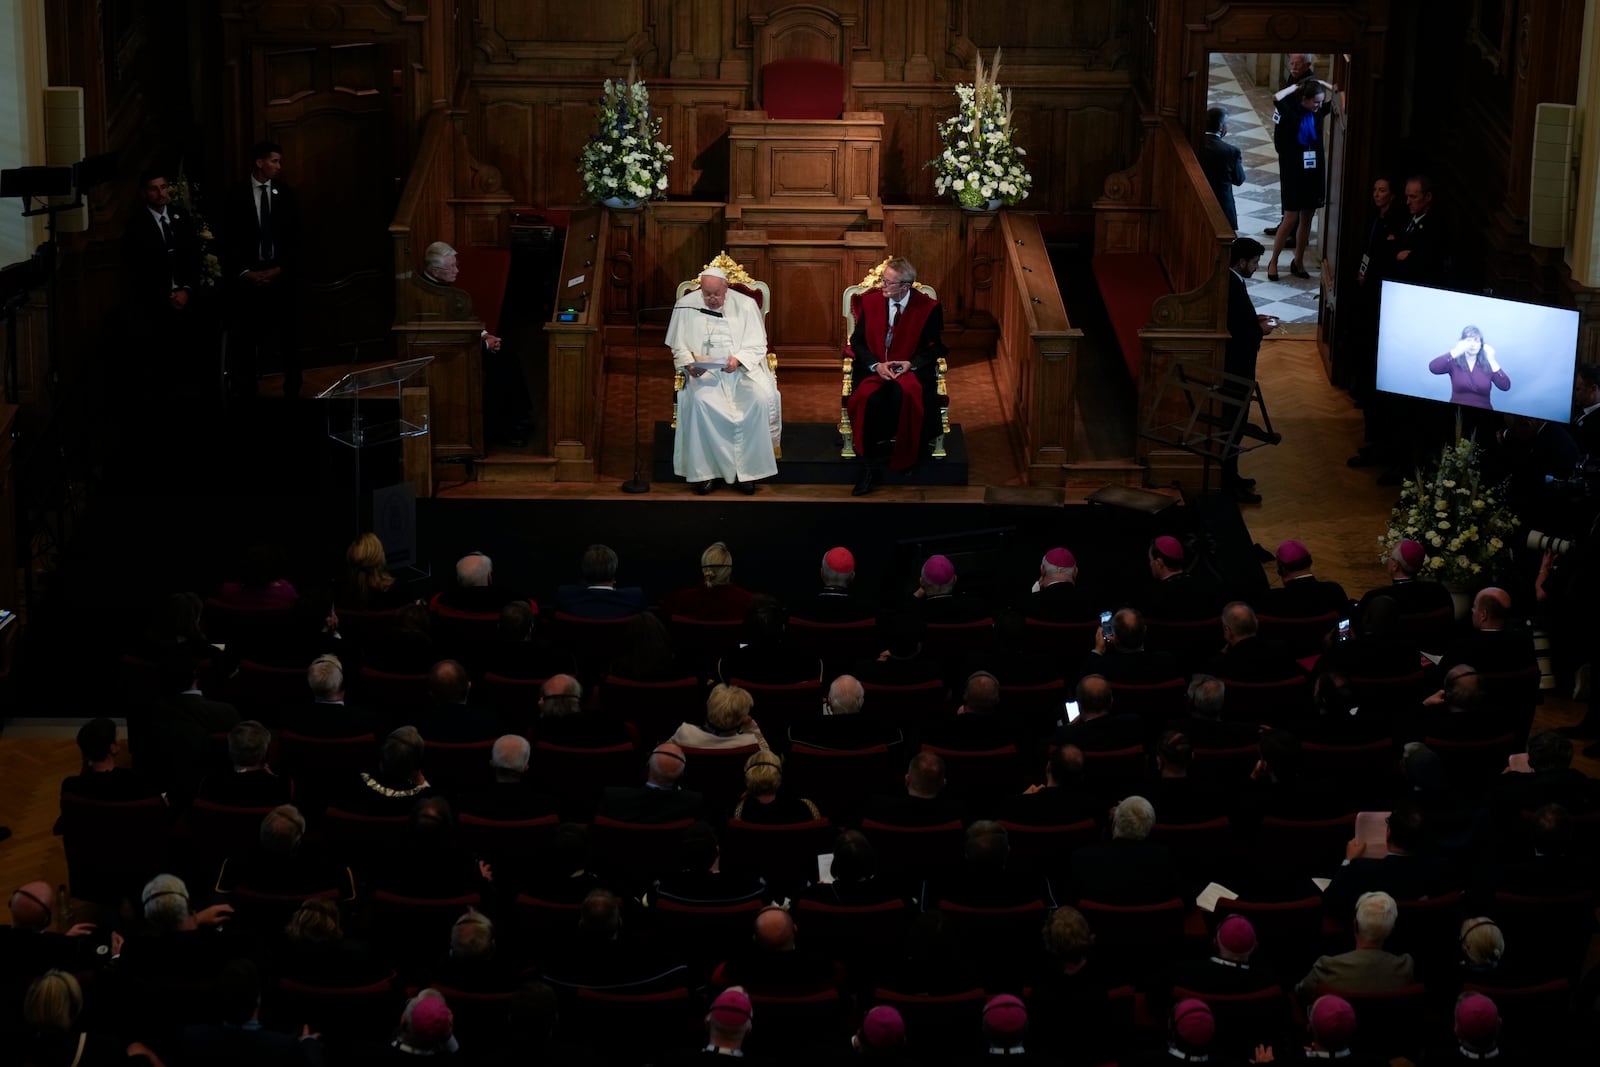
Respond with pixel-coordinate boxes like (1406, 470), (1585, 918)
(120, 170), (203, 397)
(1221, 237), (1277, 503)
(845, 257), (947, 495)
(1198, 108), (1245, 230)
(223, 139), (299, 398)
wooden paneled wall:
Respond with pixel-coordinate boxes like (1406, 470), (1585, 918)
(466, 1), (1139, 218)
(1095, 117), (1232, 489)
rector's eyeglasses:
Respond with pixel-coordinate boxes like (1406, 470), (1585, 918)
(882, 279), (911, 291)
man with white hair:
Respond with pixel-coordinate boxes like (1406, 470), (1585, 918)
(459, 734), (559, 821)
(1067, 795), (1181, 904)
(281, 653), (378, 737)
(1023, 546), (1092, 622)
(667, 265), (779, 494)
(1295, 891), (1415, 1003)
(596, 743), (705, 823)
(435, 551), (523, 615)
(419, 240), (532, 447)
(788, 674), (902, 751)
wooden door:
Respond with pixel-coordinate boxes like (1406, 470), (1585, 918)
(1317, 53), (1352, 375)
(253, 39), (403, 367)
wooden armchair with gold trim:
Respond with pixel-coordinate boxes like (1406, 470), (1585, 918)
(672, 252), (782, 459)
(838, 258), (949, 460)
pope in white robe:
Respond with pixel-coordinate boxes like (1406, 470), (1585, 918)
(667, 268), (781, 492)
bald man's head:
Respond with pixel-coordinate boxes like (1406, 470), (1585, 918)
(9, 882), (53, 931)
(753, 906), (797, 951)
(1075, 674), (1113, 718)
(648, 744), (688, 787)
(539, 674), (583, 717)
(1472, 587), (1511, 630)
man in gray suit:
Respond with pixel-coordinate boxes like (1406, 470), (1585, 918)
(1199, 107), (1246, 230)
(1295, 891), (1415, 1004)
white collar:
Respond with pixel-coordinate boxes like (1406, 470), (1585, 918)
(1303, 1051), (1352, 1060)
(253, 177), (272, 191)
(1208, 955), (1248, 969)
(985, 1046), (1028, 1055)
(1583, 400), (1600, 417)
(702, 1047), (743, 1057)
(1167, 1050), (1208, 1063)
(148, 205), (170, 221)
(1457, 1047), (1499, 1060)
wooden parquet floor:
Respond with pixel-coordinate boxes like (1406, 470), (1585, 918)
(0, 739), (79, 914)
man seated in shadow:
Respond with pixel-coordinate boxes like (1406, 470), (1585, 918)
(715, 905), (839, 996)
(456, 735), (560, 823)
(1239, 728), (1358, 823)
(596, 743), (705, 824)
(956, 613), (1067, 702)
(995, 744), (1099, 827)
(1401, 664), (1514, 745)
(1, 883), (115, 999)
(787, 674), (903, 752)
(412, 659), (504, 742)
(539, 887), (688, 994)
(195, 720), (294, 808)
(906, 554), (992, 625)
(479, 601), (576, 681)
(920, 820), (1055, 912)
(919, 671), (1016, 753)
(851, 612), (947, 689)
(1321, 800), (1455, 918)
(555, 544), (645, 619)
(425, 908), (525, 995)
(793, 546), (877, 623)
(1053, 675), (1145, 753)
(1026, 906), (1119, 1067)
(435, 551), (515, 615)
(649, 821), (768, 908)
(1355, 539), (1454, 629)
(1157, 914), (1280, 1017)
(1319, 595), (1426, 685)
(1169, 675), (1260, 750)
(862, 751), (968, 827)
(179, 959), (325, 1066)
(1142, 731), (1230, 824)
(1203, 602), (1306, 683)
(137, 653), (239, 804)
(216, 804), (356, 902)
(1474, 801), (1600, 901)
(533, 674), (631, 749)
(1257, 539), (1348, 620)
(1066, 795), (1179, 905)
(341, 726), (434, 816)
(1438, 586), (1536, 677)
(274, 654), (379, 738)
(1019, 547), (1094, 623)
(1295, 891), (1415, 1005)
(1073, 608), (1181, 688)
(59, 719), (165, 809)
(1487, 730), (1597, 822)
(1286, 669), (1393, 746)
(717, 596), (824, 686)
(1137, 536), (1222, 622)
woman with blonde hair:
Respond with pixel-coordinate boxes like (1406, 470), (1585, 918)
(337, 531), (408, 610)
(659, 540), (757, 620)
(731, 751), (820, 824)
(21, 969), (161, 1065)
(276, 897), (388, 987)
(671, 683), (768, 751)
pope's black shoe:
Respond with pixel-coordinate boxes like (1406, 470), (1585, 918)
(732, 479), (756, 496)
(693, 480), (714, 495)
(852, 465), (878, 497)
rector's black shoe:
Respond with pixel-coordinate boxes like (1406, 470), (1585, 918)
(732, 479), (756, 496)
(693, 480), (714, 495)
(852, 466), (878, 496)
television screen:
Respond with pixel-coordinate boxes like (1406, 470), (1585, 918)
(1376, 281), (1579, 423)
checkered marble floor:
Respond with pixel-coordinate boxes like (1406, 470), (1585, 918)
(1210, 53), (1324, 325)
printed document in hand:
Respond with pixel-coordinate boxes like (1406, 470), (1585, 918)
(1355, 811), (1391, 854)
(688, 361), (731, 371)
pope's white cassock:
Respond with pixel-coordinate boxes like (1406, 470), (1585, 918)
(667, 283), (781, 484)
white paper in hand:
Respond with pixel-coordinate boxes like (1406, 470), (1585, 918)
(1354, 811), (1391, 855)
(816, 853), (835, 884)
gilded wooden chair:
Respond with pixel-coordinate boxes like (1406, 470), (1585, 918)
(839, 258), (949, 459)
(672, 251), (782, 458)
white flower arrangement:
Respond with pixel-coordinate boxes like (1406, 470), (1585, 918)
(926, 49), (1033, 208)
(1379, 436), (1519, 586)
(579, 70), (674, 205)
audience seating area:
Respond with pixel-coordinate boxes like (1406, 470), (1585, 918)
(19, 544), (1600, 1067)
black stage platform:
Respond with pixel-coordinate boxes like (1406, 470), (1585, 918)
(651, 421), (969, 486)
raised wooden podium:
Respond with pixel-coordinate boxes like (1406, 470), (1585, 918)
(724, 111), (883, 233)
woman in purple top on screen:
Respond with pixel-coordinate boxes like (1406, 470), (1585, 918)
(1428, 325), (1510, 409)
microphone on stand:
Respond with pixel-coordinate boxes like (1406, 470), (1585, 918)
(623, 303), (691, 494)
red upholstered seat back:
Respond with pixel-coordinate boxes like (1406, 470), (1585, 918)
(761, 59), (846, 119)
(450, 247), (511, 334)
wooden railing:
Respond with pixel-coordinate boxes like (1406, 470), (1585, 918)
(1094, 116), (1233, 486)
(995, 213), (1083, 485)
